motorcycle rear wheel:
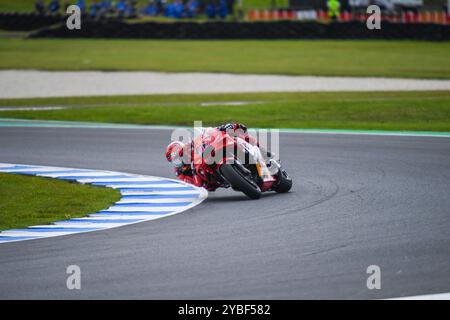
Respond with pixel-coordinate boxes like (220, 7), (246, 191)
(220, 164), (262, 200)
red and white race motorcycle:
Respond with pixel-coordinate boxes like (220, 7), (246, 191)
(191, 127), (292, 199)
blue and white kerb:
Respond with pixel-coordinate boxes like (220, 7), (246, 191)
(0, 163), (207, 243)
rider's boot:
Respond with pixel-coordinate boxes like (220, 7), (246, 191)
(263, 151), (282, 176)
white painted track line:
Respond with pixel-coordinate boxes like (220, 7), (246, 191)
(388, 292), (450, 300)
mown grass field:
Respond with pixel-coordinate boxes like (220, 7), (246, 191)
(0, 173), (120, 230)
(1, 39), (450, 78)
(1, 91), (450, 131)
(0, 0), (36, 13)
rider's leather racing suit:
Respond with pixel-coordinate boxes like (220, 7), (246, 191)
(173, 123), (260, 190)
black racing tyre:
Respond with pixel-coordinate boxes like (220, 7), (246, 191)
(220, 164), (261, 200)
(273, 168), (292, 193)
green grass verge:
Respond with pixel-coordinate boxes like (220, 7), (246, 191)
(1, 39), (450, 78)
(1, 91), (450, 131)
(0, 173), (121, 231)
(0, 0), (36, 13)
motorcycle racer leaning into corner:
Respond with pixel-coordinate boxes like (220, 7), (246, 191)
(165, 123), (275, 191)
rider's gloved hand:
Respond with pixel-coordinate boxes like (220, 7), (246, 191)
(235, 123), (247, 133)
(174, 164), (193, 176)
(218, 123), (247, 134)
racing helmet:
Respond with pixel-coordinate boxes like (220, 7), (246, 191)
(165, 141), (185, 167)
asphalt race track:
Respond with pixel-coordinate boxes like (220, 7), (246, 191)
(0, 126), (449, 299)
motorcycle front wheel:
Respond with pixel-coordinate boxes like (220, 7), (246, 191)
(273, 168), (292, 193)
(220, 164), (262, 200)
